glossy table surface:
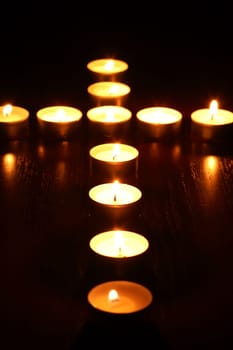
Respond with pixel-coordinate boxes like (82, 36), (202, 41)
(1, 113), (233, 349)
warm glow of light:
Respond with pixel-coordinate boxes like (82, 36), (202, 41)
(113, 180), (120, 202)
(209, 100), (218, 120)
(108, 289), (120, 303)
(153, 109), (163, 124)
(3, 153), (16, 178)
(3, 104), (13, 116)
(105, 59), (114, 71)
(55, 109), (66, 122)
(3, 153), (16, 168)
(114, 231), (125, 256)
(109, 84), (119, 95)
(112, 143), (120, 160)
(204, 155), (218, 172)
(106, 110), (115, 122)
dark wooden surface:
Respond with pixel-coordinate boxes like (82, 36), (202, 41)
(1, 29), (233, 350)
(1, 113), (233, 350)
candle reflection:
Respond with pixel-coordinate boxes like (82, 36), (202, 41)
(2, 153), (16, 180)
(201, 156), (219, 202)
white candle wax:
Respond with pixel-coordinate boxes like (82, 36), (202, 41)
(89, 143), (138, 163)
(0, 104), (29, 123)
(87, 58), (128, 75)
(87, 105), (132, 124)
(136, 107), (182, 124)
(37, 106), (83, 123)
(88, 182), (142, 206)
(87, 280), (153, 314)
(87, 82), (131, 98)
(89, 230), (149, 258)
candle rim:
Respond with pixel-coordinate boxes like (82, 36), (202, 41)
(87, 81), (131, 98)
(136, 106), (182, 125)
(36, 105), (83, 123)
(89, 230), (149, 258)
(89, 143), (139, 162)
(87, 58), (128, 74)
(0, 105), (29, 123)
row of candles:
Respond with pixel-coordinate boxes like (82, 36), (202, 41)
(0, 99), (233, 142)
(0, 59), (233, 142)
(86, 59), (153, 315)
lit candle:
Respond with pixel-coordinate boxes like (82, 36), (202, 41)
(87, 280), (153, 314)
(136, 106), (182, 140)
(36, 105), (83, 140)
(88, 181), (142, 223)
(89, 143), (139, 184)
(0, 104), (30, 139)
(87, 105), (132, 139)
(87, 81), (131, 106)
(89, 181), (142, 206)
(191, 99), (233, 142)
(89, 230), (149, 258)
(87, 58), (128, 81)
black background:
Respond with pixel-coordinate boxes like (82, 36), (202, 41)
(1, 6), (233, 350)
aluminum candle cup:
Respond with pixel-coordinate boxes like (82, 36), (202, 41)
(86, 105), (132, 140)
(36, 106), (83, 140)
(89, 143), (139, 184)
(87, 58), (128, 81)
(136, 106), (183, 140)
(87, 81), (131, 106)
(87, 280), (153, 315)
(88, 181), (142, 225)
(190, 100), (233, 142)
(0, 104), (29, 140)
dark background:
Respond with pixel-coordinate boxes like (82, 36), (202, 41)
(1, 7), (233, 350)
(1, 4), (233, 116)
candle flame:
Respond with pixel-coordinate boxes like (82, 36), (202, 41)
(112, 143), (120, 160)
(106, 110), (115, 122)
(3, 104), (13, 117)
(55, 109), (66, 122)
(109, 84), (118, 95)
(105, 59), (114, 71)
(108, 289), (120, 303)
(113, 180), (119, 202)
(209, 100), (218, 121)
(114, 231), (125, 256)
(153, 109), (163, 124)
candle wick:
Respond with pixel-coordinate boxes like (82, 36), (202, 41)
(113, 193), (117, 202)
(210, 113), (214, 121)
(112, 154), (116, 161)
(118, 246), (123, 257)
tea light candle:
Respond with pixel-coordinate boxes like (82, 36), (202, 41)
(136, 106), (182, 140)
(191, 99), (233, 142)
(89, 230), (149, 258)
(36, 105), (83, 140)
(87, 58), (128, 80)
(87, 81), (131, 106)
(89, 143), (139, 183)
(87, 280), (153, 314)
(0, 104), (30, 139)
(88, 181), (142, 222)
(87, 105), (132, 139)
